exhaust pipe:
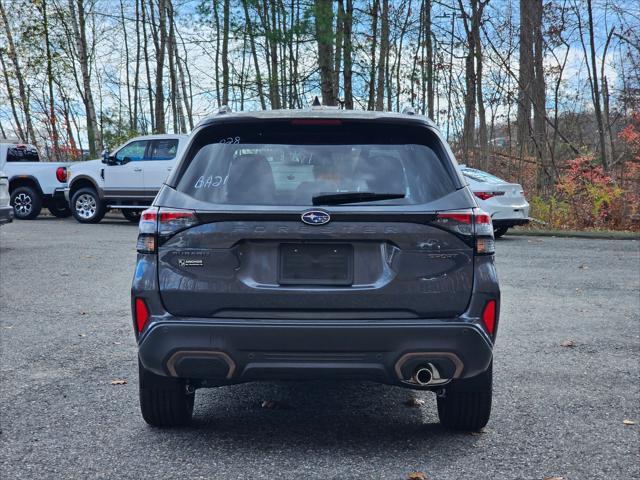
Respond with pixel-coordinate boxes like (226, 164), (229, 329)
(413, 366), (433, 385)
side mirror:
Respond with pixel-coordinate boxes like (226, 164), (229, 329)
(120, 156), (132, 165)
(101, 149), (110, 163)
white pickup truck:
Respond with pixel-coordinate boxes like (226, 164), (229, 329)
(0, 142), (70, 220)
(65, 134), (188, 223)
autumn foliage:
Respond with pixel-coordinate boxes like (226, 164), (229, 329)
(527, 114), (640, 231)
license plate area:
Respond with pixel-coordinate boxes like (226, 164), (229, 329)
(279, 243), (353, 286)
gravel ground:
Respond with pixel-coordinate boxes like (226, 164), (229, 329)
(1, 216), (638, 480)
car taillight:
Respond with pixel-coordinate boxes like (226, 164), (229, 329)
(482, 300), (497, 335)
(474, 191), (505, 201)
(136, 207), (198, 253)
(134, 298), (150, 333)
(56, 167), (67, 182)
(433, 209), (495, 255)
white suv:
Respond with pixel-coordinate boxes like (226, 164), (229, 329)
(66, 134), (188, 223)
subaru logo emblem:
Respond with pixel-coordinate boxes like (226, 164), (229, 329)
(301, 210), (330, 225)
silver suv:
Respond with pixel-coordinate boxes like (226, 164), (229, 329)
(131, 109), (500, 431)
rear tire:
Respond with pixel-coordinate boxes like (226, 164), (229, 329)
(494, 226), (509, 238)
(139, 361), (194, 427)
(437, 363), (492, 431)
(71, 188), (106, 224)
(48, 201), (72, 218)
(11, 186), (42, 220)
(122, 209), (143, 223)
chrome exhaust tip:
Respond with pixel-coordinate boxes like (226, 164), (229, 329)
(413, 366), (433, 386)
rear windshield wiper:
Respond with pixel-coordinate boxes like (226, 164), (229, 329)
(312, 192), (406, 206)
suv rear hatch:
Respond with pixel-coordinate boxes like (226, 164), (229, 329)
(156, 118), (477, 319)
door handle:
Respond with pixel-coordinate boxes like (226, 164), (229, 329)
(167, 167), (173, 171)
(133, 167), (142, 172)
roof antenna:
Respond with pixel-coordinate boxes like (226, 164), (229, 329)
(311, 96), (322, 107)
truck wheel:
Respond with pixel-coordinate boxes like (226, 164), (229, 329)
(139, 360), (194, 427)
(493, 227), (509, 238)
(122, 209), (143, 223)
(48, 200), (72, 218)
(11, 186), (42, 220)
(71, 188), (106, 223)
(437, 363), (492, 431)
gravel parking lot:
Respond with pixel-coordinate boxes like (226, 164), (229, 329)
(1, 216), (638, 480)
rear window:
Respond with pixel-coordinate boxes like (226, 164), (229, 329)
(7, 145), (39, 162)
(462, 168), (505, 183)
(176, 121), (457, 206)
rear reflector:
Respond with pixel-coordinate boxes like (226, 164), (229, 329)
(135, 298), (150, 333)
(482, 300), (496, 335)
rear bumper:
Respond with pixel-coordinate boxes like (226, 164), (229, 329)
(493, 218), (530, 228)
(137, 319), (494, 389)
(0, 205), (13, 224)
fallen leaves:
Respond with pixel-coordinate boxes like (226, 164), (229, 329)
(407, 472), (427, 480)
(578, 264), (589, 270)
(261, 400), (277, 409)
(623, 419), (636, 425)
(404, 397), (425, 408)
(110, 379), (127, 385)
(560, 340), (576, 348)
(543, 476), (564, 480)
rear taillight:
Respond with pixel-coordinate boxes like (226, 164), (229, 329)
(474, 191), (505, 201)
(134, 298), (150, 333)
(474, 211), (495, 255)
(136, 207), (198, 253)
(433, 209), (495, 255)
(56, 167), (67, 182)
(482, 300), (497, 335)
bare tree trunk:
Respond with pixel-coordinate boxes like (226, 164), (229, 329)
(68, 0), (101, 156)
(367, 0), (379, 111)
(268, 0), (281, 108)
(167, 0), (185, 133)
(424, 0), (434, 118)
(458, 0), (476, 161)
(517, 0), (533, 154)
(375, 0), (389, 111)
(586, 0), (608, 170)
(531, 0), (550, 190)
(153, 0), (168, 133)
(342, 0), (353, 109)
(133, 0), (141, 131)
(333, 0), (345, 104)
(0, 0), (37, 146)
(41, 0), (60, 160)
(120, 0), (133, 130)
(174, 24), (194, 129)
(141, 0), (155, 131)
(474, 0), (488, 170)
(315, 0), (336, 106)
(242, 0), (266, 109)
(221, 0), (230, 105)
(395, 2), (412, 111)
(0, 48), (25, 141)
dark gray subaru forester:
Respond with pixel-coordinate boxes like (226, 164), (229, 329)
(132, 108), (500, 431)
